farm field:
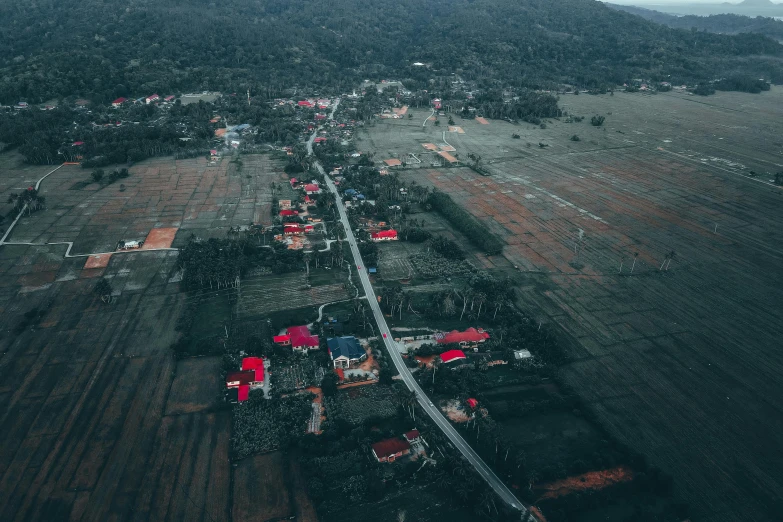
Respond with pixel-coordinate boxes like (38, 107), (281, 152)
(0, 152), (289, 521)
(358, 89), (783, 521)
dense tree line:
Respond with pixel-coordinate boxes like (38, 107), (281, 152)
(427, 191), (504, 255)
(1, 0), (782, 106)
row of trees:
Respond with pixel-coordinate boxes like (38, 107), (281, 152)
(427, 192), (504, 255)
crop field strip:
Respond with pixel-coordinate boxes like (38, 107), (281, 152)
(236, 272), (351, 318)
(0, 154), (293, 521)
(366, 96), (783, 521)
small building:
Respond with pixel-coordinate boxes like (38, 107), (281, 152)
(145, 94), (160, 104)
(284, 225), (304, 236)
(432, 98), (442, 109)
(327, 336), (367, 369)
(371, 229), (398, 242)
(466, 398), (478, 409)
(274, 325), (320, 352)
(313, 137), (327, 144)
(434, 328), (490, 347)
(298, 100), (314, 107)
(164, 95), (176, 102)
(439, 349), (467, 364)
(279, 209), (299, 217)
(372, 437), (411, 463)
(304, 183), (321, 195)
(404, 429), (421, 443)
(226, 370), (255, 388)
(112, 97), (127, 107)
(514, 349), (532, 360)
(279, 199), (293, 209)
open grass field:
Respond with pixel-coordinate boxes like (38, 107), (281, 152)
(237, 270), (352, 319)
(0, 152), (289, 521)
(358, 89), (783, 521)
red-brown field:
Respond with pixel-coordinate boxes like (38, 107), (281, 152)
(361, 89), (783, 521)
(0, 152), (288, 521)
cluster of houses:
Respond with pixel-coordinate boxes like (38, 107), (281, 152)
(111, 94), (176, 107)
(225, 356), (266, 403)
(270, 325), (370, 369)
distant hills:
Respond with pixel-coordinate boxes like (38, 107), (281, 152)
(608, 3), (783, 40)
(622, 0), (783, 17)
(1, 0), (782, 103)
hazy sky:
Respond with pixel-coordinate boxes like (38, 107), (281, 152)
(606, 0), (782, 4)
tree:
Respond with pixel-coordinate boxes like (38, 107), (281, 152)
(321, 371), (339, 396)
(91, 169), (104, 183)
(570, 134), (580, 141)
(94, 278), (113, 303)
(590, 115), (605, 126)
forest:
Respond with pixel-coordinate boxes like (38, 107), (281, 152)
(1, 0), (782, 105)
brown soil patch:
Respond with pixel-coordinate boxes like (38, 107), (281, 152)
(415, 355), (435, 368)
(438, 151), (458, 163)
(475, 117), (489, 125)
(336, 379), (378, 390)
(384, 158), (402, 167)
(441, 399), (470, 423)
(439, 145), (456, 152)
(358, 349), (380, 372)
(84, 254), (112, 269)
(422, 143), (439, 151)
(535, 466), (634, 500)
(448, 126), (465, 134)
(142, 227), (178, 249)
(393, 106), (408, 116)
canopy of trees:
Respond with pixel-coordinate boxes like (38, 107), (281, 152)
(1, 0), (782, 105)
(427, 192), (504, 255)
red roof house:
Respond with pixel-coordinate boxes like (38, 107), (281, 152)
(241, 357), (265, 383)
(279, 209), (299, 217)
(284, 226), (304, 236)
(439, 349), (467, 364)
(145, 94), (160, 104)
(404, 429), (421, 443)
(298, 100), (314, 107)
(226, 370), (255, 388)
(434, 328), (490, 346)
(72, 141), (85, 146)
(111, 97), (127, 107)
(371, 229), (398, 242)
(304, 195), (314, 205)
(304, 225), (314, 234)
(237, 384), (250, 402)
(277, 326), (319, 352)
(466, 398), (478, 409)
(313, 137), (327, 144)
(372, 438), (411, 463)
(304, 183), (321, 195)
(273, 334), (291, 345)
(164, 95), (176, 102)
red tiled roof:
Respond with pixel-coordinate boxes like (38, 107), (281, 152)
(273, 334), (291, 344)
(72, 141), (85, 146)
(371, 229), (398, 240)
(284, 226), (303, 234)
(434, 328), (490, 345)
(242, 357), (264, 382)
(238, 384), (250, 402)
(298, 100), (313, 107)
(466, 398), (478, 408)
(314, 137), (327, 143)
(439, 349), (467, 364)
(372, 438), (411, 459)
(335, 368), (345, 381)
(404, 429), (420, 441)
(112, 97), (127, 105)
(279, 209), (299, 216)
(226, 370), (254, 387)
(304, 183), (320, 192)
(287, 325), (319, 348)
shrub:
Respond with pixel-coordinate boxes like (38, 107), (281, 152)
(590, 115), (605, 126)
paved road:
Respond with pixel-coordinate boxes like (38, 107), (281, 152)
(308, 99), (527, 515)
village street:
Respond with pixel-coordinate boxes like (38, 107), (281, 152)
(307, 99), (527, 516)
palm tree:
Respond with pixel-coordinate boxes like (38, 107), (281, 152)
(665, 250), (676, 270)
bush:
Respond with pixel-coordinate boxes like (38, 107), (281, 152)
(91, 169), (104, 182)
(590, 115), (605, 126)
(570, 135), (580, 142)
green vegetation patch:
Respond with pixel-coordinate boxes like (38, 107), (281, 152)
(232, 393), (314, 459)
(324, 385), (398, 426)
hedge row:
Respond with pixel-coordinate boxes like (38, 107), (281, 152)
(427, 192), (504, 255)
